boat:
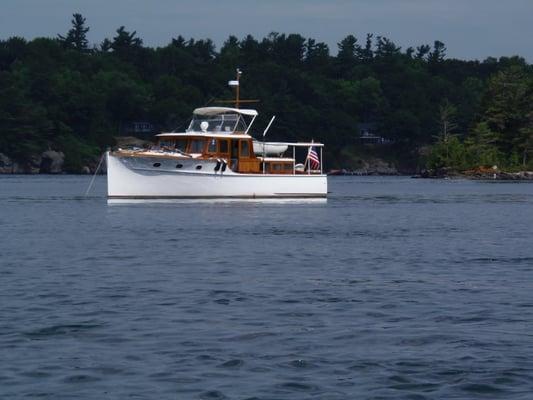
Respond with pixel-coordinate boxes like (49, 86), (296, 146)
(106, 71), (327, 199)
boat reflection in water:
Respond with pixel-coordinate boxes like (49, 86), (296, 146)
(107, 198), (327, 206)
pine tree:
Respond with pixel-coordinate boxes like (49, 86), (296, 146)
(361, 33), (373, 61)
(58, 13), (89, 52)
(337, 35), (359, 64)
(484, 65), (531, 159)
(465, 122), (500, 166)
(517, 109), (533, 167)
(415, 44), (430, 60)
(428, 40), (446, 63)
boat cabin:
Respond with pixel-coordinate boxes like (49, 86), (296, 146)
(155, 107), (323, 175)
(158, 134), (259, 173)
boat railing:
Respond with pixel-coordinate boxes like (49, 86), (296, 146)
(258, 142), (324, 175)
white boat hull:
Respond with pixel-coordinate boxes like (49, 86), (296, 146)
(106, 152), (327, 198)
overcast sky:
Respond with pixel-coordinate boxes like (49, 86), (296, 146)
(1, 0), (532, 61)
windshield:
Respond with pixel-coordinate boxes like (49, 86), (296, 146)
(187, 113), (247, 133)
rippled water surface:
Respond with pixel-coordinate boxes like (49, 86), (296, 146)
(1, 175), (533, 399)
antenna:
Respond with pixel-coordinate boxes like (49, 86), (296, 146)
(263, 116), (276, 137)
(220, 68), (259, 107)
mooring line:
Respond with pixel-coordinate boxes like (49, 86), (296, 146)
(84, 153), (105, 196)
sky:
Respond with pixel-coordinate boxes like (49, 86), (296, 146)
(1, 0), (532, 62)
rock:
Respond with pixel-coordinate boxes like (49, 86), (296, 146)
(497, 171), (533, 180)
(0, 153), (41, 174)
(40, 150), (64, 174)
(11, 162), (25, 174)
(28, 155), (42, 174)
(0, 153), (13, 173)
(352, 158), (399, 175)
(517, 171), (533, 179)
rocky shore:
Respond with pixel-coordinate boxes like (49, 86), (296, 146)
(414, 167), (533, 180)
(0, 151), (105, 175)
(328, 158), (400, 176)
(0, 137), (149, 175)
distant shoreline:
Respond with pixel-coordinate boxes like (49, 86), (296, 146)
(2, 172), (532, 181)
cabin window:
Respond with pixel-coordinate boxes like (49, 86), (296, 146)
(188, 114), (241, 133)
(176, 139), (187, 152)
(284, 163), (293, 171)
(272, 163), (282, 172)
(240, 141), (250, 157)
(208, 138), (217, 153)
(189, 139), (205, 153)
(153, 162), (161, 167)
(159, 140), (172, 148)
(196, 165), (202, 170)
(176, 163), (183, 169)
(219, 140), (229, 154)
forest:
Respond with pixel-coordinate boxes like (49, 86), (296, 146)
(0, 14), (532, 173)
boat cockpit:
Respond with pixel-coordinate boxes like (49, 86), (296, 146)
(187, 113), (245, 134)
(184, 107), (258, 135)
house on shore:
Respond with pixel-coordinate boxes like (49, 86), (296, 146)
(358, 122), (394, 145)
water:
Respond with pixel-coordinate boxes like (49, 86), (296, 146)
(1, 175), (533, 399)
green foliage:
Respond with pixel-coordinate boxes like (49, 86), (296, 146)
(58, 134), (99, 173)
(464, 122), (501, 167)
(0, 13), (532, 173)
(427, 136), (468, 170)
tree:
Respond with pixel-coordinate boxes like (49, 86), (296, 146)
(239, 35), (263, 63)
(58, 13), (90, 52)
(374, 36), (401, 58)
(361, 33), (374, 61)
(100, 38), (112, 52)
(111, 26), (143, 60)
(483, 65), (531, 159)
(465, 122), (501, 166)
(434, 100), (459, 165)
(265, 33), (305, 67)
(517, 109), (533, 167)
(305, 39), (329, 69)
(337, 35), (359, 64)
(428, 40), (446, 64)
(187, 39), (216, 64)
(428, 135), (468, 170)
(415, 44), (430, 60)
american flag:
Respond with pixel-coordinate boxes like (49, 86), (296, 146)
(307, 146), (320, 170)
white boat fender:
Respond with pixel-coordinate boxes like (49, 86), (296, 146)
(214, 159), (222, 172)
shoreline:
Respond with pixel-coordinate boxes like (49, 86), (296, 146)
(413, 170), (533, 181)
(2, 172), (532, 181)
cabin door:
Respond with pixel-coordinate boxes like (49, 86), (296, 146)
(231, 140), (239, 171)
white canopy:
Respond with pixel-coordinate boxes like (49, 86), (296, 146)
(193, 107), (258, 117)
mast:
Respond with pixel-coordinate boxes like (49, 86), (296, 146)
(228, 68), (242, 108)
(223, 69), (258, 109)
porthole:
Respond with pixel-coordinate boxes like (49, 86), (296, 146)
(196, 165), (202, 170)
(153, 162), (161, 167)
(176, 163), (183, 169)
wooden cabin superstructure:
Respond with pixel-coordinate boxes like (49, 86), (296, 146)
(113, 107), (324, 176)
